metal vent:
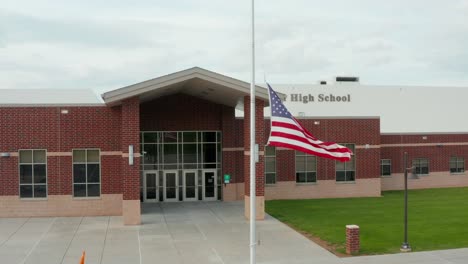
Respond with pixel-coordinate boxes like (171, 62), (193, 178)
(336, 76), (359, 82)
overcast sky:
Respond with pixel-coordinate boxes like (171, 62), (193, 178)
(1, 0), (468, 92)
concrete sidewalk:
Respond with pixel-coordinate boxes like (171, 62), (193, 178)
(0, 201), (466, 264)
(341, 248), (468, 264)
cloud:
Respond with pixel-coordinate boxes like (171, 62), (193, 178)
(0, 0), (468, 90)
(460, 0), (468, 10)
(0, 10), (176, 48)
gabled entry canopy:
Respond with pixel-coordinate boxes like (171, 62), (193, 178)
(102, 67), (283, 109)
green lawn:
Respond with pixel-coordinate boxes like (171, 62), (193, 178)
(265, 187), (468, 255)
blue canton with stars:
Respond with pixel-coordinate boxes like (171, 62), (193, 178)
(268, 84), (293, 119)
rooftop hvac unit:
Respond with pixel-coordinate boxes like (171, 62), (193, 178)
(335, 76), (360, 83)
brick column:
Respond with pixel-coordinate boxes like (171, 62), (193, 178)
(244, 96), (265, 220)
(221, 106), (239, 201)
(121, 97), (141, 225)
(346, 225), (360, 254)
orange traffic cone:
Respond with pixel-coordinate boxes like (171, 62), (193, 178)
(79, 251), (86, 264)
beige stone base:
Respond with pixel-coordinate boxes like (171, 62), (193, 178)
(123, 199), (141, 225)
(244, 196), (265, 220)
(0, 194), (122, 218)
(265, 178), (381, 200)
(381, 171), (468, 191)
(223, 183), (245, 201)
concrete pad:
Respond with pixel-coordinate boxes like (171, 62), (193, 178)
(1, 201), (467, 264)
(0, 218), (29, 246)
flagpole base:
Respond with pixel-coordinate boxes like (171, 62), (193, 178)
(244, 196), (265, 220)
(400, 242), (412, 252)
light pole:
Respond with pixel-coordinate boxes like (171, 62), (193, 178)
(400, 152), (418, 252)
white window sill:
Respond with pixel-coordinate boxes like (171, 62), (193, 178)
(336, 181), (356, 184)
(265, 184), (277, 187)
(296, 182), (317, 186)
(72, 196), (102, 200)
(380, 175), (392, 178)
(19, 198), (48, 201)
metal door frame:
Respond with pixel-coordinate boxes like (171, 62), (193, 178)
(163, 170), (179, 202)
(183, 170), (198, 201)
(202, 169), (217, 201)
(143, 170), (159, 203)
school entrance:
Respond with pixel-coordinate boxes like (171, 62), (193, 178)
(140, 131), (221, 202)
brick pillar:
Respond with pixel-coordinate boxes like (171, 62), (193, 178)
(121, 97), (141, 225)
(221, 105), (239, 201)
(346, 225), (360, 254)
(244, 96), (265, 220)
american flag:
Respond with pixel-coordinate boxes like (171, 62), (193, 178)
(266, 83), (352, 162)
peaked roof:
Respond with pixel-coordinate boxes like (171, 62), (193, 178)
(102, 67), (281, 108)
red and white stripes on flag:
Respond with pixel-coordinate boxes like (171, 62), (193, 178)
(266, 83), (352, 162)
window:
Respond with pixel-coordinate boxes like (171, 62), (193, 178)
(295, 151), (317, 183)
(265, 146), (276, 184)
(412, 158), (429, 175)
(73, 149), (100, 197)
(381, 159), (391, 176)
(140, 131), (221, 170)
(450, 157), (465, 174)
(19, 150), (47, 198)
(336, 144), (355, 182)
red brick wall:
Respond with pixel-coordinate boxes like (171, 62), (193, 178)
(4, 96), (468, 202)
(264, 118), (381, 181)
(264, 118), (380, 145)
(221, 106), (236, 148)
(221, 107), (244, 184)
(220, 118), (245, 184)
(0, 106), (122, 197)
(381, 134), (468, 173)
(244, 97), (265, 196)
(102, 156), (123, 194)
(140, 94), (245, 184)
(140, 94), (224, 131)
(0, 154), (17, 196)
(1, 107), (60, 152)
(121, 98), (140, 201)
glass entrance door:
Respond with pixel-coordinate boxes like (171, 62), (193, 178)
(144, 171), (158, 202)
(183, 170), (197, 201)
(164, 170), (178, 202)
(202, 170), (217, 201)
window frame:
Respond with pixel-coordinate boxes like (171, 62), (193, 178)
(380, 159), (392, 177)
(450, 156), (465, 175)
(412, 158), (429, 176)
(72, 148), (102, 198)
(18, 149), (48, 199)
(264, 146), (277, 185)
(140, 131), (223, 202)
(335, 143), (356, 182)
(295, 150), (317, 184)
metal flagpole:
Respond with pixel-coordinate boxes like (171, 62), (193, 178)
(249, 0), (256, 264)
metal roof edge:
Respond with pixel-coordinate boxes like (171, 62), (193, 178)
(0, 103), (106, 107)
(381, 132), (468, 135)
(101, 67), (283, 105)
